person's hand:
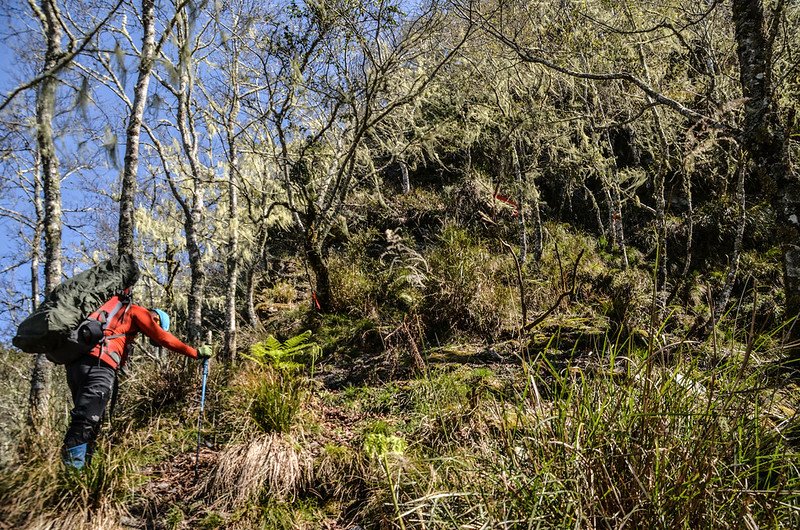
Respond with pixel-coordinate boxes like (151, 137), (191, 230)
(197, 344), (214, 359)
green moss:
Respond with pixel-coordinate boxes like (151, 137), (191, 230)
(165, 506), (185, 530)
(199, 511), (224, 530)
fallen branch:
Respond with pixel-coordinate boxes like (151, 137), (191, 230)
(524, 249), (585, 332)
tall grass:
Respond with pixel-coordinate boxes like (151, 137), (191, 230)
(385, 346), (800, 529)
(0, 440), (142, 529)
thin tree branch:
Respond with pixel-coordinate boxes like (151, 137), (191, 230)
(458, 2), (729, 130)
(0, 0), (124, 113)
(523, 250), (585, 332)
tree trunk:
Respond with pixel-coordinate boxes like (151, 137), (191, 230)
(175, 16), (206, 344)
(27, 0), (64, 436)
(679, 168), (694, 279)
(164, 243), (178, 308)
(602, 174), (629, 269)
(118, 0), (156, 256)
(530, 177), (544, 262)
(224, 57), (241, 361)
(31, 156), (43, 312)
(185, 200), (205, 344)
(628, 0), (669, 293)
(731, 0), (797, 340)
(27, 156), (47, 438)
(246, 263), (259, 328)
(304, 224), (332, 312)
(400, 160), (411, 194)
(584, 184), (605, 237)
(612, 183), (629, 269)
(511, 141), (528, 264)
(715, 155), (747, 318)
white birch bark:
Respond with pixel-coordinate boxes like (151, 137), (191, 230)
(118, 0), (156, 255)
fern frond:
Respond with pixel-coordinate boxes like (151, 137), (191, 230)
(245, 331), (320, 373)
(283, 330), (313, 350)
(262, 335), (282, 352)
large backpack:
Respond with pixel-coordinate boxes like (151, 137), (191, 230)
(12, 254), (140, 364)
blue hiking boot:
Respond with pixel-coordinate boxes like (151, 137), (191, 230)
(63, 443), (88, 470)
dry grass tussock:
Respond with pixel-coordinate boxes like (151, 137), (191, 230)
(0, 444), (138, 530)
(204, 432), (313, 508)
(14, 510), (128, 530)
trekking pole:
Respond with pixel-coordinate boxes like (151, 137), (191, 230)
(194, 332), (212, 483)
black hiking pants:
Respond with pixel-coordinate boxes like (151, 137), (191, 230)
(63, 356), (116, 457)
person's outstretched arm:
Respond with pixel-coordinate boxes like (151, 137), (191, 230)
(129, 305), (198, 358)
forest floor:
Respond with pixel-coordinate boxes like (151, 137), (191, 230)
(2, 320), (800, 529)
(120, 338), (800, 529)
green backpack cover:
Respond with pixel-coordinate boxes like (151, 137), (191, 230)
(12, 254), (140, 364)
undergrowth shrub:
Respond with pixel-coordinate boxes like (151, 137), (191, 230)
(379, 228), (429, 314)
(422, 224), (518, 337)
(261, 281), (297, 304)
(244, 331), (321, 374)
(233, 332), (320, 434)
(0, 349), (40, 465)
(0, 440), (143, 529)
(116, 357), (196, 427)
(605, 267), (653, 334)
(204, 432), (312, 509)
(313, 313), (382, 358)
(329, 252), (379, 316)
(328, 227), (382, 315)
(330, 226), (429, 319)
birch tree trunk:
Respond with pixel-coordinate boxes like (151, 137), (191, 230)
(31, 157), (43, 312)
(118, 0), (156, 256)
(175, 14), (206, 344)
(185, 200), (205, 344)
(730, 0), (798, 343)
(246, 264), (258, 329)
(224, 50), (241, 361)
(27, 0), (64, 435)
(26, 155), (46, 439)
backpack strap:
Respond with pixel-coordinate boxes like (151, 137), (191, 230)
(96, 296), (134, 369)
(104, 299), (127, 327)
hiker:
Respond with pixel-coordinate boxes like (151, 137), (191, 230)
(62, 291), (213, 470)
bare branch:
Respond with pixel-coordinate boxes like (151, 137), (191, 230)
(524, 250), (585, 332)
(457, 2), (729, 130)
(0, 0), (124, 114)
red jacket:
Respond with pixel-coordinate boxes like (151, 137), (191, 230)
(88, 296), (198, 369)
